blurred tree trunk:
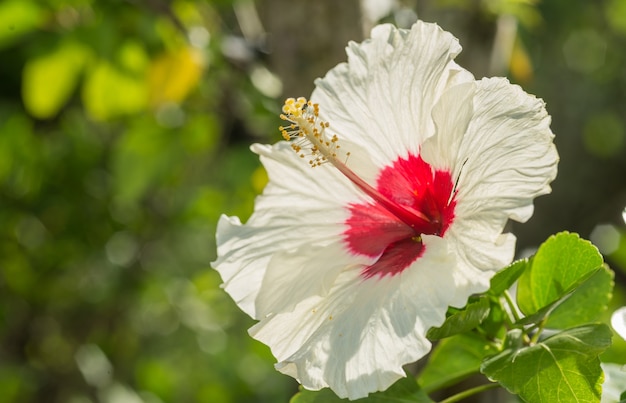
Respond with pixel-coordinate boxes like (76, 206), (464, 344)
(257, 0), (363, 98)
(415, 2), (494, 79)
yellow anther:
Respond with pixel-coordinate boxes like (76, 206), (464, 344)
(278, 96), (350, 169)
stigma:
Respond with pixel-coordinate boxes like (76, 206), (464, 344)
(279, 97), (350, 168)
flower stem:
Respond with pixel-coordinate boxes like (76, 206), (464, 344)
(530, 319), (546, 345)
(502, 290), (521, 323)
(439, 383), (500, 403)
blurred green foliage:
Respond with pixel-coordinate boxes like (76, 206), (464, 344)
(0, 0), (289, 402)
(0, 0), (625, 402)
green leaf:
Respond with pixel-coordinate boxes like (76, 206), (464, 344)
(516, 232), (608, 327)
(111, 117), (177, 206)
(488, 258), (528, 296)
(515, 267), (606, 326)
(547, 265), (614, 328)
(22, 39), (90, 119)
(0, 0), (43, 49)
(290, 376), (433, 403)
(82, 41), (149, 120)
(481, 324), (612, 402)
(427, 297), (490, 340)
(606, 0), (626, 36)
(419, 333), (498, 393)
(479, 298), (508, 341)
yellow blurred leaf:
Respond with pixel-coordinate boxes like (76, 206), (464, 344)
(251, 166), (268, 194)
(82, 41), (149, 120)
(148, 47), (204, 106)
(82, 42), (149, 121)
(483, 0), (541, 28)
(83, 61), (148, 120)
(0, 0), (43, 49)
(118, 40), (150, 74)
(510, 39), (533, 84)
(605, 0), (626, 36)
(22, 40), (89, 119)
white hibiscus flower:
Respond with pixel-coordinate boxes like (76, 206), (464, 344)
(212, 20), (558, 400)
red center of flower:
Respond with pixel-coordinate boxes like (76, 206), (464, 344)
(277, 98), (456, 278)
(344, 153), (456, 278)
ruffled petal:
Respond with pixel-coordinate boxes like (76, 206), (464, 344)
(421, 77), (557, 274)
(311, 21), (474, 169)
(212, 142), (365, 318)
(419, 81), (476, 174)
(251, 142), (363, 209)
(446, 226), (517, 296)
(423, 77), (557, 226)
(254, 242), (371, 318)
(250, 235), (458, 400)
(458, 78), (557, 222)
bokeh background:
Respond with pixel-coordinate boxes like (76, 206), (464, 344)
(1, 0), (625, 402)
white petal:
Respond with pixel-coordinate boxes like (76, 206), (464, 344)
(250, 236), (461, 400)
(601, 363), (626, 403)
(422, 77), (557, 272)
(420, 81), (476, 173)
(446, 225), (516, 289)
(446, 77), (557, 224)
(311, 21), (474, 169)
(213, 215), (266, 317)
(251, 142), (361, 209)
(254, 242), (370, 318)
(611, 306), (626, 341)
(425, 77), (558, 223)
(212, 142), (363, 318)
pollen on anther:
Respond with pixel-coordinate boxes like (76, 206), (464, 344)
(278, 96), (350, 169)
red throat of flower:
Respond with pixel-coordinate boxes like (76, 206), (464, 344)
(279, 98), (456, 279)
(345, 154), (456, 278)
